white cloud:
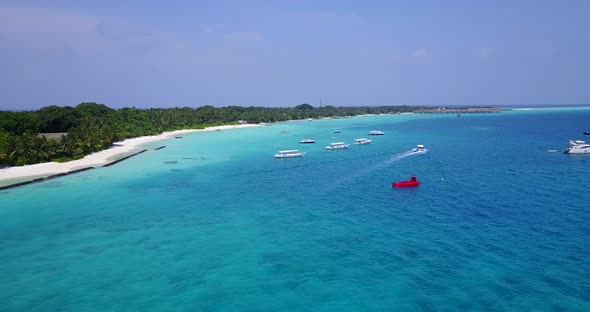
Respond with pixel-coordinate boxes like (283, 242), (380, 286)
(387, 54), (402, 62)
(0, 6), (100, 52)
(299, 11), (363, 24)
(477, 48), (494, 61)
(224, 31), (263, 42)
(202, 24), (225, 34)
(0, 5), (187, 56)
(412, 48), (431, 60)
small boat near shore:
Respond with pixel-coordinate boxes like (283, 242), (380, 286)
(274, 150), (305, 158)
(392, 175), (420, 188)
(564, 140), (590, 154)
(325, 142), (349, 150)
(369, 130), (384, 135)
(299, 139), (315, 144)
(354, 138), (371, 145)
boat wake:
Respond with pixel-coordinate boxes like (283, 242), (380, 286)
(325, 148), (427, 191)
(362, 149), (428, 174)
(382, 149), (427, 166)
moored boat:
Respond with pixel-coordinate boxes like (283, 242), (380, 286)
(584, 130), (590, 135)
(354, 138), (371, 145)
(564, 140), (590, 154)
(392, 175), (420, 188)
(325, 142), (349, 150)
(274, 150), (305, 158)
(369, 130), (384, 135)
(299, 139), (315, 144)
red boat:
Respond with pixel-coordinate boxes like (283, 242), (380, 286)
(392, 175), (420, 188)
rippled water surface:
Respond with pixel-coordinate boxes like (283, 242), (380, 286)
(1, 109), (589, 311)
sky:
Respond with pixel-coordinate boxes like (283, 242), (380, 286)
(0, 0), (589, 109)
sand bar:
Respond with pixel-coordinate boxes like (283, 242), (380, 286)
(0, 124), (261, 188)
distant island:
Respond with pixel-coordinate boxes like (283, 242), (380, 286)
(0, 103), (500, 167)
(416, 107), (506, 114)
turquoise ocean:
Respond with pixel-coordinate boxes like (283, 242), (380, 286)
(1, 108), (589, 311)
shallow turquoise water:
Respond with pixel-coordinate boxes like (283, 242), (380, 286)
(1, 109), (589, 311)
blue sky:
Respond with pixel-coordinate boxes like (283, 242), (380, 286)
(0, 0), (589, 109)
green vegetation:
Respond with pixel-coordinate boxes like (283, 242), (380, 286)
(0, 102), (427, 167)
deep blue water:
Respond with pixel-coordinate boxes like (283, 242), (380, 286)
(1, 108), (589, 311)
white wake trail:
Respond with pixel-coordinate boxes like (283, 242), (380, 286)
(383, 149), (427, 165)
(365, 149), (428, 174)
(325, 149), (427, 191)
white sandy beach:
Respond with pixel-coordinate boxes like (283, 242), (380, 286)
(0, 124), (261, 187)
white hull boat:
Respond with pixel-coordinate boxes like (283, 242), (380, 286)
(564, 140), (590, 154)
(325, 142), (349, 150)
(354, 138), (371, 145)
(274, 150), (305, 158)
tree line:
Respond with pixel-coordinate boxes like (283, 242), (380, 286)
(0, 102), (428, 167)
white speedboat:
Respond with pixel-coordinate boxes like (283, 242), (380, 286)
(299, 139), (315, 144)
(354, 138), (371, 145)
(369, 130), (384, 135)
(415, 144), (426, 152)
(325, 142), (349, 150)
(274, 150), (305, 158)
(564, 140), (590, 154)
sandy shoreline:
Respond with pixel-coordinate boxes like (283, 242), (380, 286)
(0, 124), (261, 188)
